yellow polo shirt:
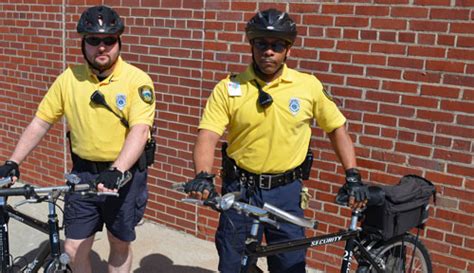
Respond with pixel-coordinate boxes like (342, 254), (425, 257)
(36, 56), (155, 161)
(199, 64), (346, 174)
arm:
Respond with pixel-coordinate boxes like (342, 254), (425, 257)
(327, 125), (357, 170)
(187, 129), (221, 199)
(10, 117), (52, 164)
(112, 124), (150, 172)
(96, 124), (149, 192)
(328, 125), (368, 209)
(193, 129), (221, 174)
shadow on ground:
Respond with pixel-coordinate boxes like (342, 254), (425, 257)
(12, 240), (215, 273)
(90, 252), (215, 273)
(132, 253), (215, 273)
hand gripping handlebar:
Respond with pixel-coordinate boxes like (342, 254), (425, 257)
(180, 191), (318, 229)
(0, 174), (119, 198)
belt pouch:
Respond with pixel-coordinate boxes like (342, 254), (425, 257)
(221, 143), (237, 181)
(144, 138), (156, 167)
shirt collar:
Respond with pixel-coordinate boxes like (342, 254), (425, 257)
(242, 63), (293, 85)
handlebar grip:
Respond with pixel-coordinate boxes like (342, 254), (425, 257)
(0, 185), (32, 197)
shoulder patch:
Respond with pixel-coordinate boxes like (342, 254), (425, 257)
(138, 85), (154, 104)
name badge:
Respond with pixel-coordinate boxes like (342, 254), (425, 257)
(227, 81), (242, 96)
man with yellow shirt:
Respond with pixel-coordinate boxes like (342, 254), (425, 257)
(0, 5), (155, 273)
(184, 9), (369, 273)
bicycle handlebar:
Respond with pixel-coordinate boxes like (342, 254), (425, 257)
(262, 203), (317, 229)
(0, 182), (90, 197)
(0, 176), (119, 198)
(180, 191), (318, 229)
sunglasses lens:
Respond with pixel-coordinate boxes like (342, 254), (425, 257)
(85, 37), (101, 46)
(103, 37), (118, 46)
(85, 37), (118, 46)
(272, 42), (287, 53)
(254, 41), (268, 51)
(253, 41), (287, 53)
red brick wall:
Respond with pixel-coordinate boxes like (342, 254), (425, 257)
(1, 1), (472, 272)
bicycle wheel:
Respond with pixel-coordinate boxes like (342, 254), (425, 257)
(365, 233), (432, 273)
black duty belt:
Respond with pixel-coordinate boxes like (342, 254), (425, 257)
(71, 150), (147, 174)
(238, 167), (303, 190)
(71, 154), (113, 174)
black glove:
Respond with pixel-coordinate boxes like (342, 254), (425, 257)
(0, 160), (20, 178)
(184, 171), (217, 198)
(343, 168), (369, 202)
(94, 168), (132, 190)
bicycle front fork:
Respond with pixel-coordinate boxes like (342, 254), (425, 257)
(341, 210), (362, 273)
(241, 219), (261, 273)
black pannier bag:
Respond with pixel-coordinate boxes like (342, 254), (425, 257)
(362, 174), (436, 241)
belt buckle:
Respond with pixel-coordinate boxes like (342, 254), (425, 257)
(259, 174), (272, 190)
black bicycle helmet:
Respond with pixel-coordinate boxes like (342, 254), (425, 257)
(77, 5), (124, 36)
(245, 9), (297, 45)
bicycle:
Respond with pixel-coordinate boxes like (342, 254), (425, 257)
(0, 174), (118, 273)
(172, 185), (433, 273)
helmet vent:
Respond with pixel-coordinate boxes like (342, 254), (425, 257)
(97, 15), (104, 27)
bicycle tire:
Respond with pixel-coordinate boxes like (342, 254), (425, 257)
(362, 233), (432, 273)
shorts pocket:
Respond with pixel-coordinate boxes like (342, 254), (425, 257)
(134, 191), (148, 225)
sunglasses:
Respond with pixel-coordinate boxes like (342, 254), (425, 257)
(84, 36), (118, 46)
(252, 40), (289, 53)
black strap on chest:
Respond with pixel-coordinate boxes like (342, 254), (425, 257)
(90, 90), (129, 128)
(253, 80), (273, 108)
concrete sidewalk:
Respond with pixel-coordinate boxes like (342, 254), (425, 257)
(7, 190), (321, 273)
(7, 195), (220, 272)
(7, 193), (274, 272)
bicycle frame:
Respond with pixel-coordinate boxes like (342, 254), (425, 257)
(175, 186), (431, 273)
(241, 210), (384, 273)
(0, 192), (64, 272)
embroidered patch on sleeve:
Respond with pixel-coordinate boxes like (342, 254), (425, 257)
(138, 85), (154, 104)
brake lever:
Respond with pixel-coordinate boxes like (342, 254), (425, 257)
(116, 171), (133, 190)
(97, 192), (120, 197)
(181, 198), (205, 205)
(78, 190), (119, 197)
(259, 217), (280, 229)
(14, 197), (43, 208)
